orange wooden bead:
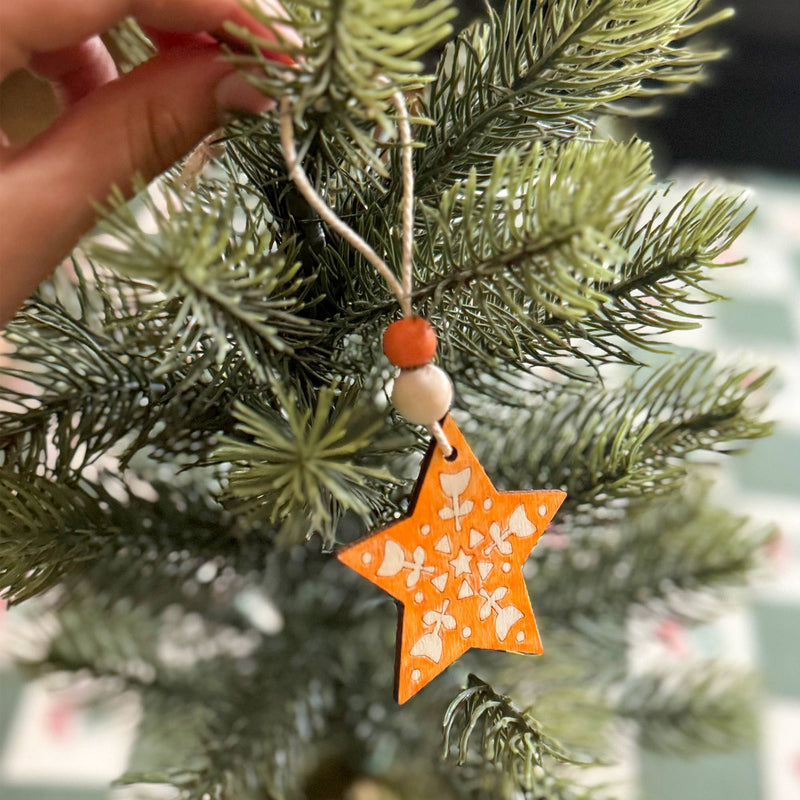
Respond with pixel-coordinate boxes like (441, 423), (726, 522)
(382, 317), (438, 368)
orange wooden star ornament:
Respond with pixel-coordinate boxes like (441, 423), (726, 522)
(337, 415), (566, 703)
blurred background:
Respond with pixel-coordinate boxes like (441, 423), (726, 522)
(644, 0), (800, 174)
(0, 1), (798, 798)
(639, 2), (800, 798)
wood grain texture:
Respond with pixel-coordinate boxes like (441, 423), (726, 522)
(337, 415), (566, 704)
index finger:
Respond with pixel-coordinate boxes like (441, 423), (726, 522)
(0, 0), (284, 79)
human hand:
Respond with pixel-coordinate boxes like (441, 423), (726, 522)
(0, 0), (294, 327)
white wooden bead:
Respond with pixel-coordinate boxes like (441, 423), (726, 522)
(391, 365), (453, 426)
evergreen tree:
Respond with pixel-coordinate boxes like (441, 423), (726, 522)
(0, 1), (774, 797)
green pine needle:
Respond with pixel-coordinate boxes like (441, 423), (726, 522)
(475, 352), (773, 506)
(443, 675), (598, 795)
(418, 0), (732, 192)
(533, 482), (776, 627)
(89, 180), (321, 381)
(614, 662), (759, 756)
(212, 383), (402, 547)
(0, 471), (105, 603)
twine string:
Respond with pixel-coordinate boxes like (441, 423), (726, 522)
(279, 93), (414, 316)
(395, 91), (415, 311)
(279, 91), (453, 457)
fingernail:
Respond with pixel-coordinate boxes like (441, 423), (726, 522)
(210, 29), (295, 65)
(215, 70), (275, 116)
(251, 0), (303, 49)
(216, 0), (302, 58)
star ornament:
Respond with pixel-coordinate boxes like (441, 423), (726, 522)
(337, 416), (566, 703)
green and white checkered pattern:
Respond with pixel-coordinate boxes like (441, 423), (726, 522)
(1, 173), (798, 799)
(635, 172), (800, 800)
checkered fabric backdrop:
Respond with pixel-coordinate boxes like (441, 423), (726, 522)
(0, 172), (798, 799)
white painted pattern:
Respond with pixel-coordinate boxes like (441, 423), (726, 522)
(477, 561), (493, 580)
(410, 600), (456, 663)
(449, 549), (473, 577)
(377, 540), (435, 587)
(431, 573), (448, 592)
(437, 468), (474, 531)
(469, 528), (484, 548)
(434, 534), (452, 554)
(408, 493), (539, 655)
(478, 587), (523, 641)
(483, 504), (536, 556)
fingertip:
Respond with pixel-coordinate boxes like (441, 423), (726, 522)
(143, 23), (295, 66)
(0, 46), (233, 302)
(31, 37), (118, 106)
(142, 27), (219, 53)
(215, 70), (276, 115)
(210, 28), (295, 64)
(215, 0), (301, 61)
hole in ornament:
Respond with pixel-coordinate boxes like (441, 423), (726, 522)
(444, 447), (458, 462)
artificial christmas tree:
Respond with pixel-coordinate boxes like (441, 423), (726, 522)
(0, 1), (774, 798)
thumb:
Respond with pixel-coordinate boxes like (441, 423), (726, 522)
(0, 45), (272, 325)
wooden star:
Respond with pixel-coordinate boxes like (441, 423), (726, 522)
(337, 415), (566, 703)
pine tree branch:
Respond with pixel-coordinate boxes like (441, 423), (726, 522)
(211, 382), (410, 547)
(0, 294), (258, 477)
(0, 297), (158, 477)
(407, 139), (650, 375)
(228, 0), (456, 174)
(443, 675), (599, 797)
(0, 468), (269, 605)
(342, 160), (749, 383)
(416, 0), (732, 193)
(612, 662), (758, 756)
(288, 0), (456, 118)
(532, 484), (775, 628)
(0, 471), (106, 603)
(416, 140), (649, 316)
(546, 186), (753, 353)
(473, 353), (772, 508)
(90, 180), (324, 381)
(22, 591), (318, 800)
(342, 139), (648, 378)
(19, 552), (410, 800)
